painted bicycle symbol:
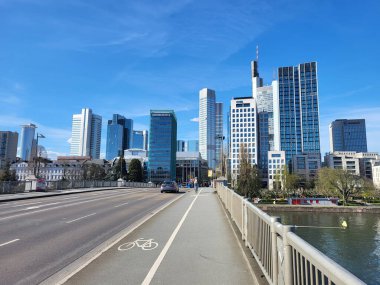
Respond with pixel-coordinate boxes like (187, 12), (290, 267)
(118, 238), (158, 251)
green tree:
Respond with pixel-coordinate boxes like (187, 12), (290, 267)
(106, 157), (127, 181)
(236, 143), (261, 198)
(0, 162), (17, 181)
(128, 159), (143, 182)
(82, 163), (106, 180)
(283, 169), (301, 197)
(316, 167), (365, 205)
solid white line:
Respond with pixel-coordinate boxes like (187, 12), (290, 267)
(66, 213), (96, 224)
(141, 190), (201, 285)
(11, 201), (43, 208)
(0, 238), (20, 247)
(114, 202), (129, 208)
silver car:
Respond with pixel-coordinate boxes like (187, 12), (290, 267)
(160, 181), (179, 193)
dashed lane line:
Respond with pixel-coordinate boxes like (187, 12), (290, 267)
(66, 213), (97, 224)
(0, 239), (19, 247)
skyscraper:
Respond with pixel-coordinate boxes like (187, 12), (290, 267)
(215, 102), (224, 168)
(132, 130), (148, 150)
(148, 110), (177, 182)
(229, 97), (258, 181)
(273, 62), (320, 166)
(177, 140), (186, 152)
(20, 124), (37, 161)
(329, 119), (367, 152)
(70, 108), (102, 159)
(199, 88), (216, 169)
(0, 131), (18, 168)
(187, 140), (199, 152)
(106, 114), (133, 160)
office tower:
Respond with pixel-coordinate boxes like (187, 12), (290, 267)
(230, 97), (258, 181)
(199, 88), (216, 169)
(132, 130), (148, 150)
(215, 102), (224, 168)
(251, 60), (264, 98)
(148, 110), (177, 182)
(0, 131), (18, 168)
(273, 62), (320, 165)
(329, 119), (367, 152)
(70, 108), (102, 159)
(177, 140), (186, 152)
(187, 140), (199, 152)
(106, 114), (133, 160)
(20, 124), (37, 161)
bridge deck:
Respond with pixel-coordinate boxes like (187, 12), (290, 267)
(63, 188), (261, 285)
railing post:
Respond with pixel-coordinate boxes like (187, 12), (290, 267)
(282, 225), (295, 285)
(243, 198), (248, 246)
(271, 217), (281, 285)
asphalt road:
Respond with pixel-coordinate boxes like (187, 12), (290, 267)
(0, 188), (183, 285)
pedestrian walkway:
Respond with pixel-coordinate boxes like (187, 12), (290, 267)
(59, 188), (261, 285)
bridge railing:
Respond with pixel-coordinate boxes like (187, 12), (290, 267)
(215, 182), (365, 285)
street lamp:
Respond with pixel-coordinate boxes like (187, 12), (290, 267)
(34, 133), (45, 177)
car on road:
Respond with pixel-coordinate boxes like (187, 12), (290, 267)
(160, 181), (179, 193)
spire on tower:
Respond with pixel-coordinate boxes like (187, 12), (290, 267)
(256, 45), (259, 61)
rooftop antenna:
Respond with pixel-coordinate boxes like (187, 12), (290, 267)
(273, 67), (276, 81)
(256, 45), (259, 61)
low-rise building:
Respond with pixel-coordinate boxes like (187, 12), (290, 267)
(292, 153), (321, 182)
(268, 151), (286, 190)
(372, 161), (380, 189)
(176, 152), (208, 185)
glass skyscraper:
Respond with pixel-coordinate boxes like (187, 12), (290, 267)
(106, 114), (133, 160)
(20, 124), (37, 161)
(215, 102), (224, 167)
(70, 108), (102, 159)
(329, 119), (367, 152)
(199, 88), (216, 169)
(148, 110), (177, 183)
(274, 62), (320, 166)
(132, 130), (148, 150)
(0, 131), (18, 168)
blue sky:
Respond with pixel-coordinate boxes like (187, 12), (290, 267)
(1, 0), (379, 159)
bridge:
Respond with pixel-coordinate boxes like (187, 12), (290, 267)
(0, 182), (365, 284)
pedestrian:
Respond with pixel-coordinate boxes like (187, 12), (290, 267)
(194, 177), (199, 193)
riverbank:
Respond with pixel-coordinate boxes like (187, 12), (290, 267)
(257, 204), (380, 213)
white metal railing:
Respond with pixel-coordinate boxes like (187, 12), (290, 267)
(215, 182), (366, 285)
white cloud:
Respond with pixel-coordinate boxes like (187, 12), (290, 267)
(190, 117), (199, 123)
(46, 150), (68, 160)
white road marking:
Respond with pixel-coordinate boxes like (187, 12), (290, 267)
(66, 213), (96, 224)
(114, 202), (129, 208)
(142, 189), (202, 285)
(0, 192), (131, 222)
(62, 196), (80, 200)
(11, 201), (43, 208)
(0, 239), (20, 247)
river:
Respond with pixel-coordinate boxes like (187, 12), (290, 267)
(266, 210), (380, 285)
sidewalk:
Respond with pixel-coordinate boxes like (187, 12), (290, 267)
(59, 188), (263, 285)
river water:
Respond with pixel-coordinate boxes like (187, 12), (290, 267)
(266, 210), (380, 285)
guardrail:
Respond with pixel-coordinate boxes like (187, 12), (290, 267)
(0, 180), (156, 194)
(215, 182), (366, 285)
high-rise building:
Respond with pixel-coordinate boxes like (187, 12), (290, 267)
(273, 62), (321, 166)
(199, 88), (216, 169)
(215, 102), (224, 168)
(20, 124), (37, 161)
(0, 131), (18, 168)
(187, 140), (199, 152)
(177, 140), (186, 152)
(329, 119), (367, 152)
(148, 110), (177, 182)
(132, 130), (148, 150)
(70, 108), (102, 159)
(106, 114), (133, 160)
(229, 97), (258, 181)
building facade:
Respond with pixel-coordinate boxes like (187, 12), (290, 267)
(329, 119), (367, 152)
(148, 110), (177, 183)
(70, 108), (102, 159)
(132, 130), (148, 150)
(106, 114), (133, 160)
(292, 153), (321, 182)
(274, 62), (321, 167)
(20, 124), (37, 161)
(176, 152), (208, 185)
(187, 140), (199, 152)
(268, 151), (286, 190)
(177, 140), (186, 152)
(229, 97), (258, 182)
(199, 88), (216, 170)
(0, 131), (18, 168)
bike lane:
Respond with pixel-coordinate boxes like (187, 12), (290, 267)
(63, 188), (258, 285)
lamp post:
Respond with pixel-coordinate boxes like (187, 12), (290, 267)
(34, 133), (45, 177)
